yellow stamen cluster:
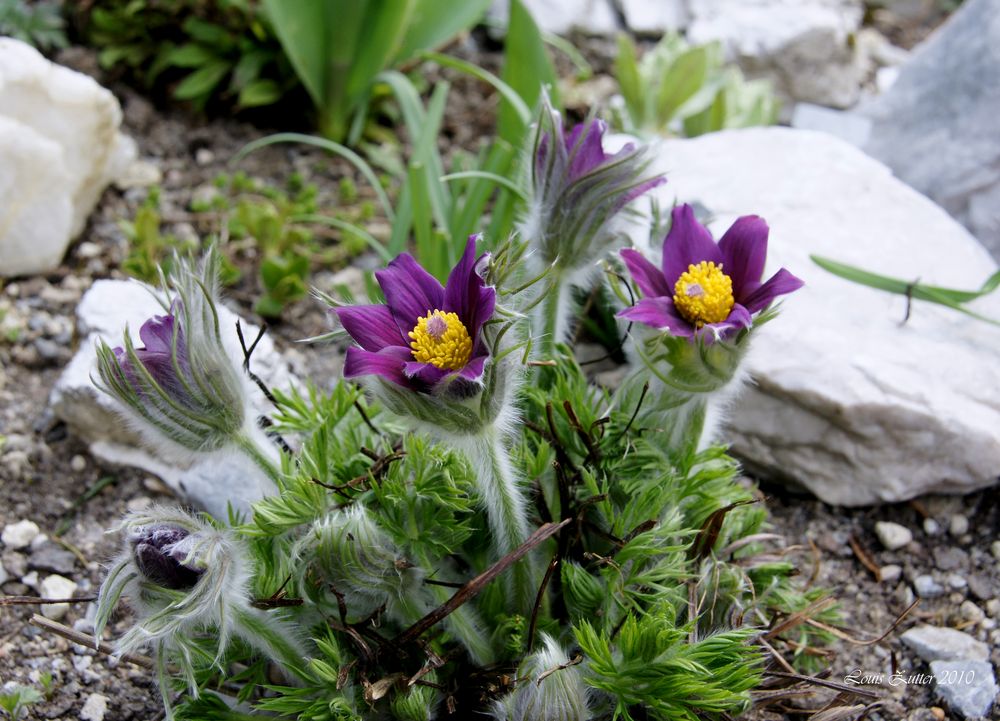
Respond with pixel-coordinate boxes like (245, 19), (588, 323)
(409, 310), (473, 370)
(672, 261), (735, 327)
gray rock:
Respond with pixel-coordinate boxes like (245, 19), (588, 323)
(880, 564), (902, 583)
(687, 0), (867, 108)
(864, 0), (1000, 259)
(949, 513), (970, 537)
(914, 575), (946, 599)
(791, 103), (872, 147)
(39, 574), (77, 620)
(967, 575), (995, 602)
(29, 545), (77, 575)
(49, 279), (296, 519)
(934, 546), (969, 572)
(924, 518), (943, 536)
(643, 127), (1000, 505)
(902, 625), (990, 663)
(79, 692), (109, 721)
(930, 660), (998, 719)
(875, 521), (912, 551)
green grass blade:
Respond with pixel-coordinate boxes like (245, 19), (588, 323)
(397, 0), (492, 62)
(421, 51), (531, 128)
(497, 0), (558, 145)
(440, 171), (528, 202)
(290, 213), (392, 262)
(233, 132), (394, 222)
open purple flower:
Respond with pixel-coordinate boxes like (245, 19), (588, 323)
(334, 236), (496, 392)
(619, 204), (803, 341)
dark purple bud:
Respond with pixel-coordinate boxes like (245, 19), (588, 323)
(130, 525), (204, 590)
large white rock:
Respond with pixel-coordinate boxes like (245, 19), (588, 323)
(687, 0), (867, 108)
(488, 0), (619, 35)
(0, 38), (134, 277)
(644, 127), (1000, 506)
(50, 280), (296, 518)
(864, 0), (1000, 259)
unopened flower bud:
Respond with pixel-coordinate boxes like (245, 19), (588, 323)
(492, 635), (591, 721)
(129, 524), (204, 590)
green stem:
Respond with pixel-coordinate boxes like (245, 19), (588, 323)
(471, 427), (535, 614)
(236, 607), (311, 682)
(235, 432), (282, 487)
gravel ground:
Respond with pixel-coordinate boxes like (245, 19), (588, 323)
(2, 35), (998, 721)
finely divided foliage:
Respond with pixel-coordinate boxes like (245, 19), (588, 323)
(93, 100), (825, 721)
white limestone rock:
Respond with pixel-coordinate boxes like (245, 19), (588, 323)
(488, 0), (618, 35)
(620, 0), (688, 34)
(49, 279), (297, 518)
(687, 0), (867, 108)
(643, 127), (1000, 506)
(930, 660), (998, 720)
(0, 38), (135, 277)
(902, 625), (990, 663)
(864, 0), (1000, 259)
(39, 574), (77, 620)
(2, 520), (40, 550)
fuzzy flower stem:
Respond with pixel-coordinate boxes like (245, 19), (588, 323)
(537, 271), (568, 356)
(471, 426), (534, 613)
(233, 432), (282, 487)
(234, 607), (311, 682)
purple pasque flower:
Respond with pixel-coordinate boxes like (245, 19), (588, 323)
(619, 204), (803, 341)
(334, 236), (496, 392)
(130, 524), (204, 591)
(112, 306), (189, 398)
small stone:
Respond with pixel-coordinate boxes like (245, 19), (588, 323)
(948, 514), (970, 537)
(125, 496), (152, 513)
(2, 550), (27, 576)
(875, 521), (913, 551)
(2, 519), (40, 549)
(986, 599), (1000, 619)
(70, 454), (86, 472)
(0, 563), (7, 585)
(914, 575), (946, 599)
(930, 660), (998, 720)
(29, 533), (49, 550)
(983, 618), (998, 631)
(930, 708), (946, 721)
(39, 574), (77, 620)
(959, 601), (986, 624)
(924, 518), (942, 536)
(880, 563), (902, 583)
(948, 573), (968, 590)
(901, 625), (990, 663)
(967, 575), (994, 602)
(75, 242), (101, 260)
(79, 692), (108, 721)
(194, 148), (215, 166)
(21, 570), (38, 588)
(992, 540), (1000, 561)
(933, 546), (968, 572)
(30, 545), (77, 575)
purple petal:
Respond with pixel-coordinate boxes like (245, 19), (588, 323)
(617, 297), (694, 337)
(403, 361), (450, 387)
(456, 354), (487, 381)
(343, 346), (413, 388)
(741, 268), (805, 314)
(375, 253), (444, 335)
(137, 313), (177, 355)
(443, 236), (496, 339)
(616, 175), (667, 212)
(621, 248), (671, 298)
(719, 215), (769, 301)
(333, 305), (405, 352)
(661, 205), (723, 285)
(699, 303), (753, 342)
(566, 120), (610, 181)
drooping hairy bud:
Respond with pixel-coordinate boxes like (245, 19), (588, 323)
(492, 634), (591, 721)
(129, 524), (204, 590)
(305, 506), (425, 622)
(95, 247), (265, 462)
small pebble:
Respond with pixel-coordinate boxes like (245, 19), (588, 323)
(39, 574), (78, 620)
(125, 496), (153, 513)
(959, 600), (985, 624)
(947, 573), (967, 590)
(2, 519), (40, 549)
(933, 546), (967, 571)
(881, 564), (902, 583)
(948, 513), (969, 537)
(982, 618), (997, 630)
(914, 574), (946, 598)
(70, 454), (87, 473)
(875, 521), (913, 551)
(29, 533), (49, 550)
(195, 148), (215, 165)
(992, 540), (1000, 561)
(930, 707), (945, 720)
(75, 241), (102, 260)
(79, 692), (108, 721)
(20, 570), (38, 588)
(2, 550), (28, 576)
(924, 518), (942, 536)
(986, 599), (1000, 619)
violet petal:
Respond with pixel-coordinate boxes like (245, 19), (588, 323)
(621, 248), (672, 298)
(741, 268), (805, 314)
(618, 297), (695, 337)
(661, 204), (723, 284)
(334, 304), (405, 352)
(719, 215), (769, 300)
(343, 346), (413, 387)
(375, 253), (445, 336)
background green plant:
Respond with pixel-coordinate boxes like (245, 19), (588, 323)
(0, 0), (66, 51)
(613, 32), (779, 138)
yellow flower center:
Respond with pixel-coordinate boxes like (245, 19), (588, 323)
(672, 261), (735, 327)
(409, 310), (473, 370)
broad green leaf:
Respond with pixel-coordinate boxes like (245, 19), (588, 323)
(614, 34), (644, 131)
(173, 60), (231, 102)
(498, 0), (558, 145)
(163, 43), (216, 69)
(396, 0), (491, 62)
(237, 79), (282, 108)
(347, 1), (415, 101)
(655, 45), (710, 125)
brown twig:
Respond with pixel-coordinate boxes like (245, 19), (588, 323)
(0, 595), (96, 606)
(393, 520), (570, 647)
(848, 533), (882, 582)
(805, 598), (920, 647)
(527, 554), (560, 649)
(30, 614), (154, 669)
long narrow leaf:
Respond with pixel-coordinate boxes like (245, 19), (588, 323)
(290, 213), (392, 262)
(497, 0), (558, 145)
(421, 51), (531, 128)
(397, 0), (492, 62)
(440, 171), (528, 202)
